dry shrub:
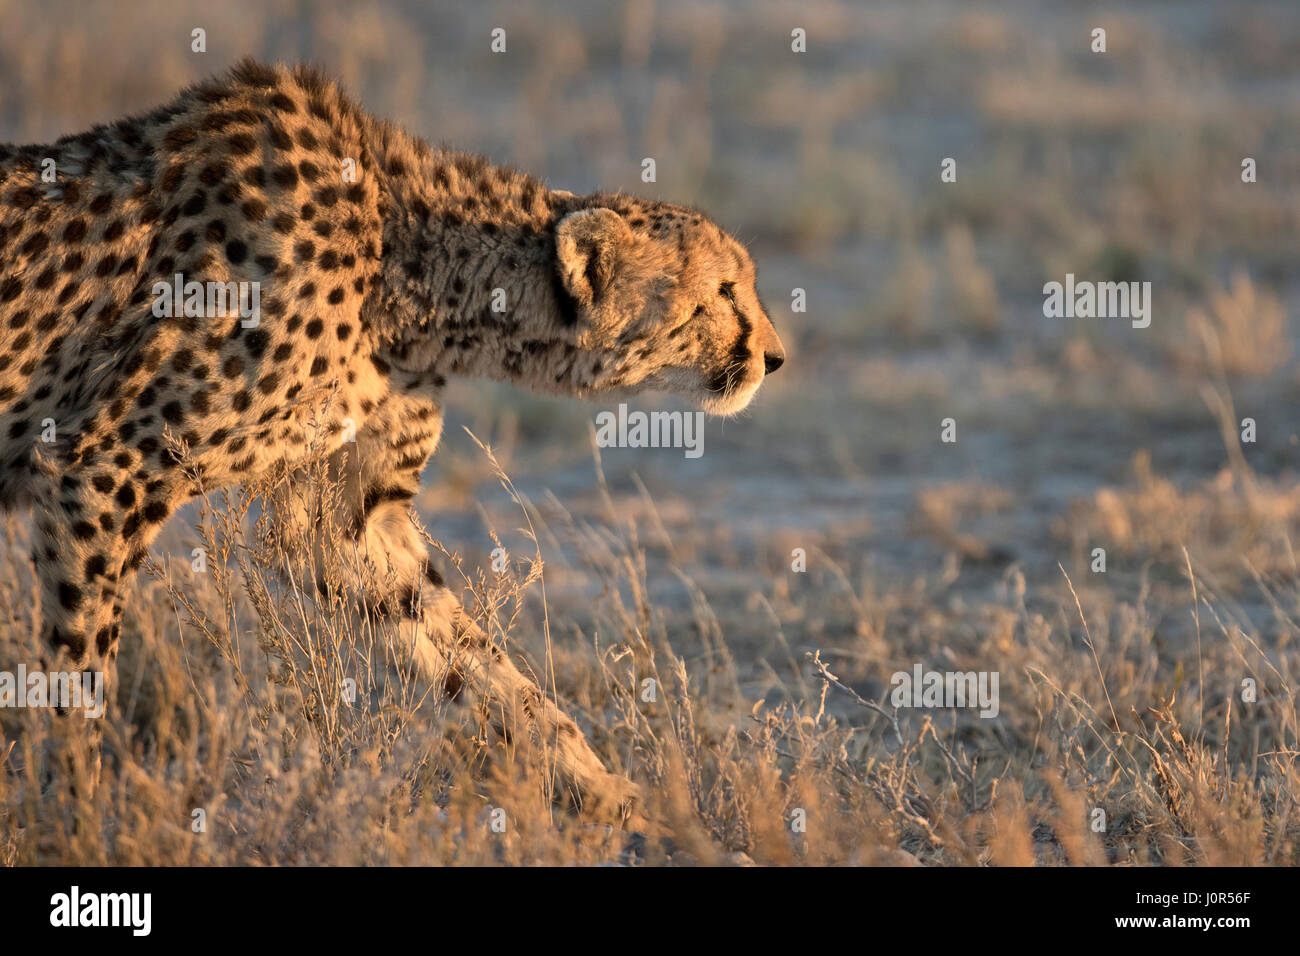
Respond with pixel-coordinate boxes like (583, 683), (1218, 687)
(883, 241), (939, 337)
(1172, 271), (1291, 379)
(1058, 450), (1300, 582)
(943, 224), (1002, 335)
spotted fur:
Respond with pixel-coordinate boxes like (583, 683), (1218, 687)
(0, 60), (784, 825)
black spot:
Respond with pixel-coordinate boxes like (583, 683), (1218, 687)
(199, 161), (228, 186)
(362, 485), (412, 515)
(49, 625), (86, 659)
(20, 232), (49, 258)
(244, 328), (270, 358)
(268, 125), (292, 151)
(9, 186), (40, 209)
(163, 124), (197, 149)
(271, 164), (299, 189)
(57, 580), (82, 611)
(443, 669), (464, 701)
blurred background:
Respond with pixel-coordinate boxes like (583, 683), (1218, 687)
(2, 0), (1298, 730)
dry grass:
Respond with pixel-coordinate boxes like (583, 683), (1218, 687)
(1171, 272), (1293, 380)
(2, 436), (1298, 866)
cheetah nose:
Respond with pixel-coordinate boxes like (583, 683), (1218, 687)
(763, 349), (785, 374)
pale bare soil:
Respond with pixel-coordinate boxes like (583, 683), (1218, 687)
(2, 0), (1299, 865)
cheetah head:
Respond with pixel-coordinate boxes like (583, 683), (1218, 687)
(553, 196), (785, 415)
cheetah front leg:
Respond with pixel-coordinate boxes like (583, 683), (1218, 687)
(270, 453), (647, 830)
(408, 581), (646, 828)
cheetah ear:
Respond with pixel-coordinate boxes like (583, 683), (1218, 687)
(555, 208), (632, 307)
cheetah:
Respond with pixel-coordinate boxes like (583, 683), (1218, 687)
(0, 60), (785, 828)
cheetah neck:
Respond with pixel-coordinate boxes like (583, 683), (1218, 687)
(364, 124), (601, 396)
